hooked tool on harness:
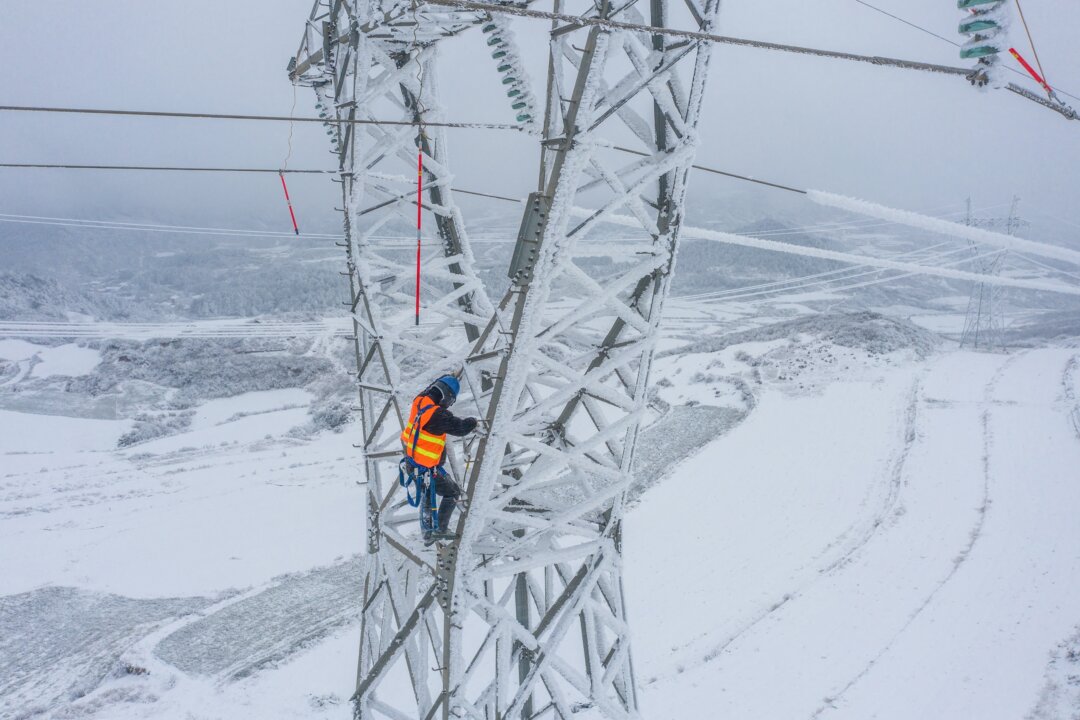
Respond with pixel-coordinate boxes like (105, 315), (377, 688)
(399, 457), (440, 532)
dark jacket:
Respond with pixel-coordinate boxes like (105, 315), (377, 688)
(419, 390), (478, 437)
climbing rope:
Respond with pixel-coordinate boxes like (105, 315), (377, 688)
(282, 82), (298, 172)
(1013, 0), (1047, 93)
(278, 82), (302, 235)
(412, 2), (427, 327)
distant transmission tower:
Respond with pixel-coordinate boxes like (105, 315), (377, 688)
(289, 0), (720, 717)
(959, 196), (1025, 351)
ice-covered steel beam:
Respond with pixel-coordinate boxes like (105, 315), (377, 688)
(288, 2), (507, 718)
(293, 0), (724, 716)
(439, 0), (723, 717)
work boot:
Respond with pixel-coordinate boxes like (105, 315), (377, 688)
(423, 530), (457, 547)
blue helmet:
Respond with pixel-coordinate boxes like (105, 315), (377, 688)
(430, 375), (460, 406)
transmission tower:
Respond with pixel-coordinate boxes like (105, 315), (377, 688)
(290, 0), (720, 717)
(959, 196), (1024, 351)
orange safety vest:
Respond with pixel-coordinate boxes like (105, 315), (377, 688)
(401, 395), (447, 468)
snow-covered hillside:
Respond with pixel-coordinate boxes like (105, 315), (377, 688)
(2, 305), (1078, 719)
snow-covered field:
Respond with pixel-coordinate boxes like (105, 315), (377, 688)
(629, 346), (1080, 719)
(2, 305), (1079, 719)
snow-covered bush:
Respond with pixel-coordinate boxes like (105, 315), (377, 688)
(671, 311), (941, 359)
(117, 410), (195, 447)
(68, 338), (334, 400)
(309, 400), (352, 433)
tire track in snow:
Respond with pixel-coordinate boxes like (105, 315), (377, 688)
(151, 557), (365, 681)
(809, 352), (1021, 718)
(0, 587), (211, 719)
(1028, 623), (1080, 719)
(1064, 355), (1080, 439)
(645, 374), (922, 684)
(816, 378), (920, 576)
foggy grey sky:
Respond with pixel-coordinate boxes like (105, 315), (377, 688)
(1, 0), (1078, 240)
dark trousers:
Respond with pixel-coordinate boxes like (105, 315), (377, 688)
(421, 466), (461, 533)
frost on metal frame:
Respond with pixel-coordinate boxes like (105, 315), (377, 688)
(290, 0), (723, 717)
(290, 1), (503, 714)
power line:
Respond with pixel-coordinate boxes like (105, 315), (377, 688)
(589, 209), (1080, 295)
(0, 212), (341, 239)
(0, 163), (336, 174)
(0, 105), (528, 132)
(428, 0), (970, 77)
(705, 246), (990, 303)
(677, 241), (956, 300)
(852, 0), (1080, 104)
(0, 319), (354, 339)
(612, 146), (805, 194)
(0, 156), (807, 198)
(448, 187), (520, 203)
(423, 0), (1078, 122)
(853, 0), (959, 48)
(0, 163), (523, 203)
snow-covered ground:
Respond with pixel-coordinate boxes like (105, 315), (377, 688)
(0, 340), (101, 386)
(2, 307), (1078, 719)
(628, 346), (1080, 719)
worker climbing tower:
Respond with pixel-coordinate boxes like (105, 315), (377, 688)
(290, 0), (721, 716)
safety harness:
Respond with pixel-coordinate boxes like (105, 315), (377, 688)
(399, 457), (441, 532)
(399, 397), (443, 532)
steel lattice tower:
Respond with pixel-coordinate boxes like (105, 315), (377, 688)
(290, 1), (720, 717)
(960, 196), (1023, 352)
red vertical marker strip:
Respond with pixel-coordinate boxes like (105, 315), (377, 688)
(1009, 48), (1053, 96)
(415, 149), (423, 326)
(279, 171), (300, 235)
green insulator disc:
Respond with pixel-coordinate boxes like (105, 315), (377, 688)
(957, 0), (1001, 8)
(960, 44), (1000, 58)
(512, 101), (527, 110)
(482, 23), (497, 32)
(516, 113), (532, 123)
(959, 18), (999, 34)
(502, 76), (516, 85)
(487, 36), (504, 46)
(507, 88), (521, 97)
(492, 50), (507, 59)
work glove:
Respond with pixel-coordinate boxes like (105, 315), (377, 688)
(462, 417), (478, 433)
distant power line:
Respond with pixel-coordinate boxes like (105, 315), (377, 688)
(0, 164), (523, 204)
(0, 105), (529, 132)
(0, 163), (336, 174)
(0, 157), (808, 197)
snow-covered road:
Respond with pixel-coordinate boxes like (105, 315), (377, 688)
(628, 349), (1080, 719)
